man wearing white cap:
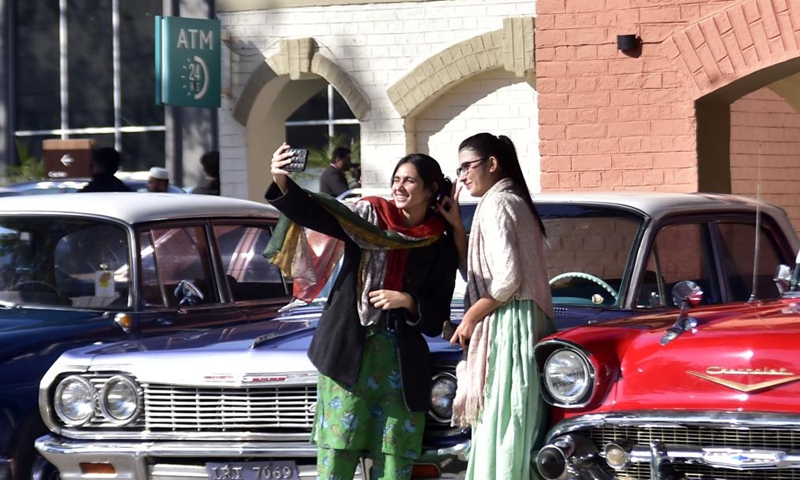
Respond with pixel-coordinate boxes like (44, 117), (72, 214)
(147, 167), (170, 192)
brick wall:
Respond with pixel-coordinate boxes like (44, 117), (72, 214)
(535, 0), (737, 192)
(218, 0), (535, 197)
(731, 87), (800, 234)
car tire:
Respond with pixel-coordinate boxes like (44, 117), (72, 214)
(13, 418), (54, 480)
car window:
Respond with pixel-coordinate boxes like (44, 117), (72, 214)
(540, 205), (643, 308)
(639, 223), (718, 308)
(717, 222), (783, 301)
(0, 217), (130, 308)
(213, 224), (291, 301)
(139, 226), (215, 308)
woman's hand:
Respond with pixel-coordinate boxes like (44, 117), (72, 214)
(271, 143), (295, 193)
(369, 289), (414, 311)
(450, 314), (479, 349)
(450, 296), (500, 348)
(436, 183), (463, 229)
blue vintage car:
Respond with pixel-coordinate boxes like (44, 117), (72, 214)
(32, 193), (800, 480)
(0, 193), (294, 480)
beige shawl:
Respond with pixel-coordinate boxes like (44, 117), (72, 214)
(451, 178), (553, 428)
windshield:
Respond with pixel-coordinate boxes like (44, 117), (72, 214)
(0, 216), (131, 309)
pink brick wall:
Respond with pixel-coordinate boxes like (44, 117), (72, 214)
(731, 88), (800, 234)
(535, 0), (742, 192)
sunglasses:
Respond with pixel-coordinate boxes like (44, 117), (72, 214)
(456, 157), (487, 177)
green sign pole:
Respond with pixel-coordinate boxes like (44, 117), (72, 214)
(155, 16), (221, 108)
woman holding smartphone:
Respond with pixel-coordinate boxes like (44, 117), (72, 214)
(265, 143), (458, 480)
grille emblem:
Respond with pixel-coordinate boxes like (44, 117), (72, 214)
(308, 402), (317, 414)
(688, 366), (800, 393)
(703, 449), (783, 467)
(243, 375), (287, 383)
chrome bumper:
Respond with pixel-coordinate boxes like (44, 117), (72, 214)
(36, 436), (468, 480)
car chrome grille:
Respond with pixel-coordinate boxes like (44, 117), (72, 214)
(143, 383), (316, 432)
(588, 425), (800, 451)
(585, 425), (800, 480)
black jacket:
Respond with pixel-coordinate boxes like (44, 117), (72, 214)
(266, 180), (458, 412)
(319, 165), (350, 197)
(80, 173), (132, 193)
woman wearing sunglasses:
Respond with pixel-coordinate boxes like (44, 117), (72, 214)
(440, 132), (555, 480)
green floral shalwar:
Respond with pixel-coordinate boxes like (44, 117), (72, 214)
(312, 323), (425, 480)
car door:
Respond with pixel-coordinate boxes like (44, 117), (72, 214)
(632, 212), (795, 309)
(135, 222), (247, 336)
(210, 221), (292, 322)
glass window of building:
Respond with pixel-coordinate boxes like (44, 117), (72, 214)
(14, 0), (165, 172)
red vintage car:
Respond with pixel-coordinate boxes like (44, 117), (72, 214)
(534, 276), (800, 480)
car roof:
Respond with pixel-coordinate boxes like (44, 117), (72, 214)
(0, 192), (279, 224)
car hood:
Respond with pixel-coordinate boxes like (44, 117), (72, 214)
(553, 299), (800, 413)
(0, 308), (103, 332)
(53, 308), (462, 387)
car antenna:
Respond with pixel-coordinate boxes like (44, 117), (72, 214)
(747, 143), (762, 303)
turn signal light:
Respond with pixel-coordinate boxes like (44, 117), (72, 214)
(411, 463), (440, 478)
(79, 463), (117, 475)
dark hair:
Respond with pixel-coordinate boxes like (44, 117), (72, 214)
(458, 133), (545, 234)
(390, 153), (453, 208)
(91, 147), (121, 173)
(331, 147), (351, 162)
(200, 151), (220, 177)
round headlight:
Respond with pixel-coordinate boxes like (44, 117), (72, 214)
(54, 375), (96, 426)
(543, 349), (592, 405)
(429, 373), (457, 422)
(100, 376), (139, 424)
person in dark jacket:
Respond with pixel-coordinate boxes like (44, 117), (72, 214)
(80, 147), (132, 193)
(266, 143), (458, 480)
(319, 146), (352, 197)
(193, 151), (220, 195)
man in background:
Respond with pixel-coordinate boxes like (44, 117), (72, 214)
(146, 167), (170, 192)
(80, 147), (132, 193)
(319, 146), (352, 197)
(193, 151), (220, 195)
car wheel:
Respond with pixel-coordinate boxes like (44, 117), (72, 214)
(30, 456), (60, 480)
(13, 419), (52, 480)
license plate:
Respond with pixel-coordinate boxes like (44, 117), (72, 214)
(206, 461), (299, 480)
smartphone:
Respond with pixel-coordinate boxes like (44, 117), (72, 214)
(284, 148), (308, 172)
(441, 320), (456, 341)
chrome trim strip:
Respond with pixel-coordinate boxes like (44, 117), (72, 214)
(37, 436), (470, 461)
(36, 437), (319, 457)
(546, 410), (800, 441)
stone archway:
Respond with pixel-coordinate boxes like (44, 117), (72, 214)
(231, 38), (370, 200)
(387, 16), (535, 120)
(666, 0), (800, 229)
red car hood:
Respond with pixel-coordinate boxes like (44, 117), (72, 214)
(553, 299), (800, 414)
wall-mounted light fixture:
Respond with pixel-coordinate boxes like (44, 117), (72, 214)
(616, 34), (641, 52)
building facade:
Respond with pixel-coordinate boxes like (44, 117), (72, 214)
(219, 0), (800, 233)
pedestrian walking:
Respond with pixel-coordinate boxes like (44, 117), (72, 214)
(146, 167), (170, 192)
(319, 146), (352, 197)
(80, 147), (132, 193)
(443, 132), (555, 480)
(265, 143), (458, 480)
(193, 151), (220, 195)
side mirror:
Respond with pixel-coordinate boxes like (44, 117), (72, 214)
(774, 264), (792, 295)
(173, 280), (205, 308)
(671, 280), (703, 309)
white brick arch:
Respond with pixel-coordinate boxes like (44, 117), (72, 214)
(232, 37), (369, 126)
(387, 16), (534, 119)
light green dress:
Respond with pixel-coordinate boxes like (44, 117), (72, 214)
(465, 299), (555, 480)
